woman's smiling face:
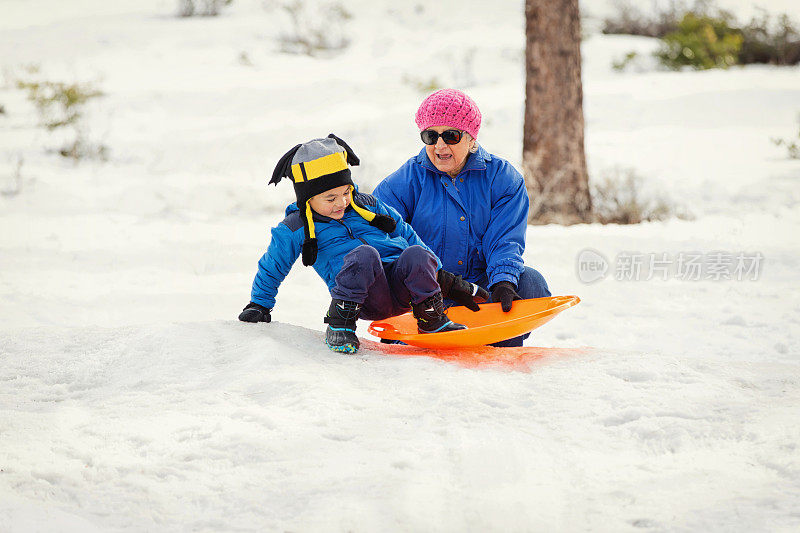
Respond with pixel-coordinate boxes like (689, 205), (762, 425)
(424, 126), (475, 178)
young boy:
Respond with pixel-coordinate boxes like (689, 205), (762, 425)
(238, 134), (488, 354)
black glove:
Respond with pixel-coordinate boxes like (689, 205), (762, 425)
(491, 281), (521, 312)
(437, 269), (489, 312)
(238, 302), (271, 323)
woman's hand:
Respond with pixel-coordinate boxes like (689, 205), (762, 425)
(490, 281), (521, 312)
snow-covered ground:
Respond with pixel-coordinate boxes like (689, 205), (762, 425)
(1, 0), (799, 531)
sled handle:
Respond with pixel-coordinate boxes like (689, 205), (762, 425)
(368, 321), (400, 336)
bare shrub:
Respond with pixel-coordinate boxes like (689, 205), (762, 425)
(238, 51), (254, 66)
(771, 114), (800, 159)
(590, 167), (691, 224)
(600, 0), (707, 37)
(527, 166), (591, 226)
(177, 0), (234, 17)
(401, 74), (442, 94)
(1, 155), (23, 197)
(54, 137), (110, 161)
(739, 10), (800, 66)
(275, 0), (352, 56)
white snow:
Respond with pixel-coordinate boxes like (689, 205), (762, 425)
(1, 0), (799, 531)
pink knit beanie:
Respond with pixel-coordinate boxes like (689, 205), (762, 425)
(415, 89), (482, 139)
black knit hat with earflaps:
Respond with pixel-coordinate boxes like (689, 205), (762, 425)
(270, 134), (396, 266)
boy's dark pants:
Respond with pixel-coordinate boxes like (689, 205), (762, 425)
(331, 245), (439, 321)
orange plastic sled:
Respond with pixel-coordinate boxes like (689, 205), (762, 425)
(368, 295), (580, 349)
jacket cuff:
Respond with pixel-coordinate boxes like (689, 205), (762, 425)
(487, 264), (522, 288)
(251, 295), (276, 310)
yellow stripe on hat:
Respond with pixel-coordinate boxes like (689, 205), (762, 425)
(305, 201), (316, 239)
(348, 188), (376, 222)
(291, 151), (348, 183)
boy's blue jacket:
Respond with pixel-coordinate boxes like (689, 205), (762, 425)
(373, 146), (527, 289)
(250, 192), (440, 309)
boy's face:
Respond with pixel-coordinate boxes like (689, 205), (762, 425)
(308, 184), (352, 220)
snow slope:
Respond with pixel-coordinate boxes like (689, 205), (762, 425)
(1, 0), (799, 531)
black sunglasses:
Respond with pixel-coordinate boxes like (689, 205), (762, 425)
(420, 129), (464, 145)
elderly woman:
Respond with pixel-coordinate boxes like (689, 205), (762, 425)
(373, 88), (550, 347)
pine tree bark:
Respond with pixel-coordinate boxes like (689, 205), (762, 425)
(523, 0), (592, 224)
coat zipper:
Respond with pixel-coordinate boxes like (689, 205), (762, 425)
(336, 219), (367, 245)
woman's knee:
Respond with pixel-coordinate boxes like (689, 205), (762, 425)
(518, 266), (551, 298)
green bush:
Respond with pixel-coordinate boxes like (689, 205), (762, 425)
(611, 51), (639, 71)
(604, 1), (800, 68)
(656, 12), (743, 69)
(16, 80), (102, 130)
(402, 74), (442, 94)
(16, 78), (108, 161)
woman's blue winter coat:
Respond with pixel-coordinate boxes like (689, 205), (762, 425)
(250, 192), (439, 309)
(373, 146), (527, 289)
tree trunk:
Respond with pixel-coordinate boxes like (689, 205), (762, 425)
(523, 0), (592, 225)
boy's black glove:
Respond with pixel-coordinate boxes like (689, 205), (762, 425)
(490, 281), (521, 312)
(238, 302), (272, 323)
(437, 269), (489, 312)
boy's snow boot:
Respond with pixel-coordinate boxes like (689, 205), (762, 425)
(324, 298), (362, 354)
(413, 292), (467, 334)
